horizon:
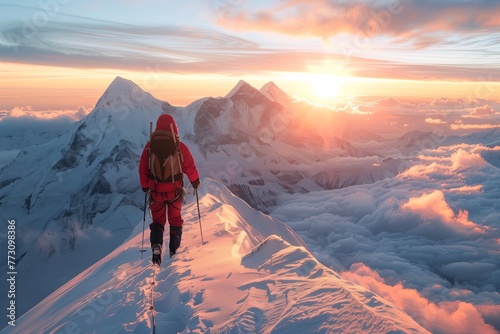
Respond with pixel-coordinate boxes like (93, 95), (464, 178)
(1, 0), (499, 112)
(1, 75), (499, 142)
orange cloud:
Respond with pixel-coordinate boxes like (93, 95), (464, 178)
(450, 123), (500, 130)
(219, 0), (500, 41)
(213, 1), (500, 82)
(341, 263), (498, 334)
(450, 148), (486, 171)
(402, 190), (486, 234)
(446, 185), (484, 194)
(425, 118), (447, 125)
(216, 0), (500, 44)
(401, 162), (448, 179)
(471, 104), (495, 116)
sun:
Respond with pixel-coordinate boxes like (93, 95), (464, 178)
(308, 73), (342, 100)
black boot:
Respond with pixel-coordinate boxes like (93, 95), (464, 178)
(169, 225), (183, 257)
(152, 244), (162, 265)
(150, 223), (164, 265)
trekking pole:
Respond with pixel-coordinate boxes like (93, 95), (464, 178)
(140, 191), (148, 258)
(140, 121), (153, 258)
(195, 188), (204, 244)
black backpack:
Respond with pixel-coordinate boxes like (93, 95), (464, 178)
(149, 129), (183, 183)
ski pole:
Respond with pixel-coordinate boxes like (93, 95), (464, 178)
(195, 188), (204, 244)
(140, 191), (148, 257)
(141, 122), (153, 258)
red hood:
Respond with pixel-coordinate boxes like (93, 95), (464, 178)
(156, 114), (178, 134)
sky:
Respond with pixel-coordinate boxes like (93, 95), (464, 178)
(1, 0), (500, 111)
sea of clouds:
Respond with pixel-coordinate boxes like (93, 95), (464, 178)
(0, 106), (91, 168)
(271, 141), (500, 333)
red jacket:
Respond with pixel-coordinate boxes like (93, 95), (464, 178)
(139, 114), (199, 192)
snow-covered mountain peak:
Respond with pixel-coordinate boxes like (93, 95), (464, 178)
(260, 81), (292, 106)
(224, 79), (275, 106)
(260, 80), (279, 90)
(99, 76), (145, 105)
(78, 76), (170, 145)
(106, 76), (139, 94)
(94, 76), (169, 117)
(225, 79), (251, 98)
(102, 76), (165, 104)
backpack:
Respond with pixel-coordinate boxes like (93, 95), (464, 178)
(149, 128), (183, 183)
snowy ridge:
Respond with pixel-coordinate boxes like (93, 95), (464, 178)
(1, 179), (428, 334)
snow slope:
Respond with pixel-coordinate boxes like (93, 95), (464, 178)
(1, 179), (428, 334)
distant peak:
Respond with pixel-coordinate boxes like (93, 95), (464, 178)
(92, 76), (169, 112)
(260, 81), (285, 94)
(225, 80), (254, 98)
(106, 76), (142, 95)
(261, 81), (279, 90)
(112, 75), (127, 82)
(259, 81), (291, 105)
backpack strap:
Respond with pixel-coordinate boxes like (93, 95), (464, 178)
(169, 155), (175, 184)
(170, 123), (177, 143)
(149, 148), (158, 191)
(177, 150), (183, 175)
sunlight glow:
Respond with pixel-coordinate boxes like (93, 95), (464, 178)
(309, 73), (342, 99)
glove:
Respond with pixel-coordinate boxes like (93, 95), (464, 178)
(142, 187), (149, 192)
(190, 179), (200, 189)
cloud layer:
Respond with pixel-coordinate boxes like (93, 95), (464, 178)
(0, 106), (89, 150)
(271, 142), (500, 333)
(216, 0), (500, 77)
(1, 1), (499, 82)
(1, 105), (90, 121)
(217, 0), (500, 46)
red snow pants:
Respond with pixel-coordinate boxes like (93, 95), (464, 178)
(150, 191), (183, 227)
